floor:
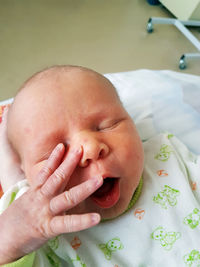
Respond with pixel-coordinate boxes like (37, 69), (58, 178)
(0, 0), (200, 100)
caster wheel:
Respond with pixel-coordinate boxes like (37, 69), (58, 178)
(147, 22), (153, 33)
(179, 57), (186, 70)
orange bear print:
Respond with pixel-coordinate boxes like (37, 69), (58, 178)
(191, 181), (197, 191)
(134, 208), (145, 220)
(157, 170), (168, 177)
(70, 236), (82, 250)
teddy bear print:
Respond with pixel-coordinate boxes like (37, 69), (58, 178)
(155, 144), (173, 162)
(71, 254), (87, 267)
(98, 237), (124, 260)
(70, 236), (82, 250)
(183, 249), (200, 266)
(45, 246), (60, 267)
(167, 134), (174, 139)
(151, 226), (181, 250)
(48, 236), (59, 250)
(153, 185), (180, 209)
(184, 208), (200, 229)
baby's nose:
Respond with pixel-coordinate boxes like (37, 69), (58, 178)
(74, 131), (109, 167)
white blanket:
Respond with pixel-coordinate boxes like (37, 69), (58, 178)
(105, 69), (200, 154)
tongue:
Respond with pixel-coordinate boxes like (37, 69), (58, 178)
(93, 178), (114, 197)
(90, 178), (120, 209)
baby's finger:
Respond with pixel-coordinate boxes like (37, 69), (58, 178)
(50, 213), (101, 235)
(34, 143), (65, 187)
(50, 176), (103, 215)
(40, 147), (82, 197)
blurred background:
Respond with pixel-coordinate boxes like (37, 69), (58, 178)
(0, 0), (200, 100)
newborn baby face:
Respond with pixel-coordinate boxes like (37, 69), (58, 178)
(8, 68), (144, 219)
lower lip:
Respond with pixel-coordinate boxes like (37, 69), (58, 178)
(90, 178), (120, 209)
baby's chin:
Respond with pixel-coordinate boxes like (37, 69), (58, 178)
(97, 200), (130, 220)
(67, 194), (131, 221)
(67, 178), (138, 220)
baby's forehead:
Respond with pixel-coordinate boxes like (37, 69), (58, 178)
(21, 68), (117, 104)
(8, 67), (121, 148)
(21, 71), (118, 114)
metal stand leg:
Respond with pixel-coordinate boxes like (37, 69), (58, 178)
(179, 54), (200, 69)
(147, 17), (200, 69)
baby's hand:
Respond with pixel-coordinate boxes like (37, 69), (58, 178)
(0, 143), (103, 264)
(0, 107), (25, 192)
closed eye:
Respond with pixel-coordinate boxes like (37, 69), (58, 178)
(97, 118), (125, 132)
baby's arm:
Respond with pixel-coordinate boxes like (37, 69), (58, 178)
(0, 143), (103, 265)
(0, 107), (25, 192)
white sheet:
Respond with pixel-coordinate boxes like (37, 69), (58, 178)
(105, 70), (200, 154)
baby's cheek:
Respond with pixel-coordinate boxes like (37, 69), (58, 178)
(123, 137), (144, 168)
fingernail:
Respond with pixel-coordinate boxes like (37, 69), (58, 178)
(95, 176), (103, 187)
(92, 213), (100, 223)
(56, 143), (63, 151)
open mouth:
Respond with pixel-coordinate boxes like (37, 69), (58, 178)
(90, 177), (120, 209)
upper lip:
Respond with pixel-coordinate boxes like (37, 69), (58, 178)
(102, 174), (119, 180)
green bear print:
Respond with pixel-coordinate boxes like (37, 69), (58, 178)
(167, 133), (174, 139)
(151, 226), (181, 250)
(184, 208), (200, 229)
(153, 185), (180, 209)
(99, 237), (124, 260)
(155, 144), (173, 162)
(45, 247), (60, 267)
(183, 249), (200, 266)
(71, 254), (87, 267)
(48, 236), (59, 250)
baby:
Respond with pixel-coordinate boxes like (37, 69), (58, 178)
(0, 65), (144, 265)
(1, 65), (200, 267)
